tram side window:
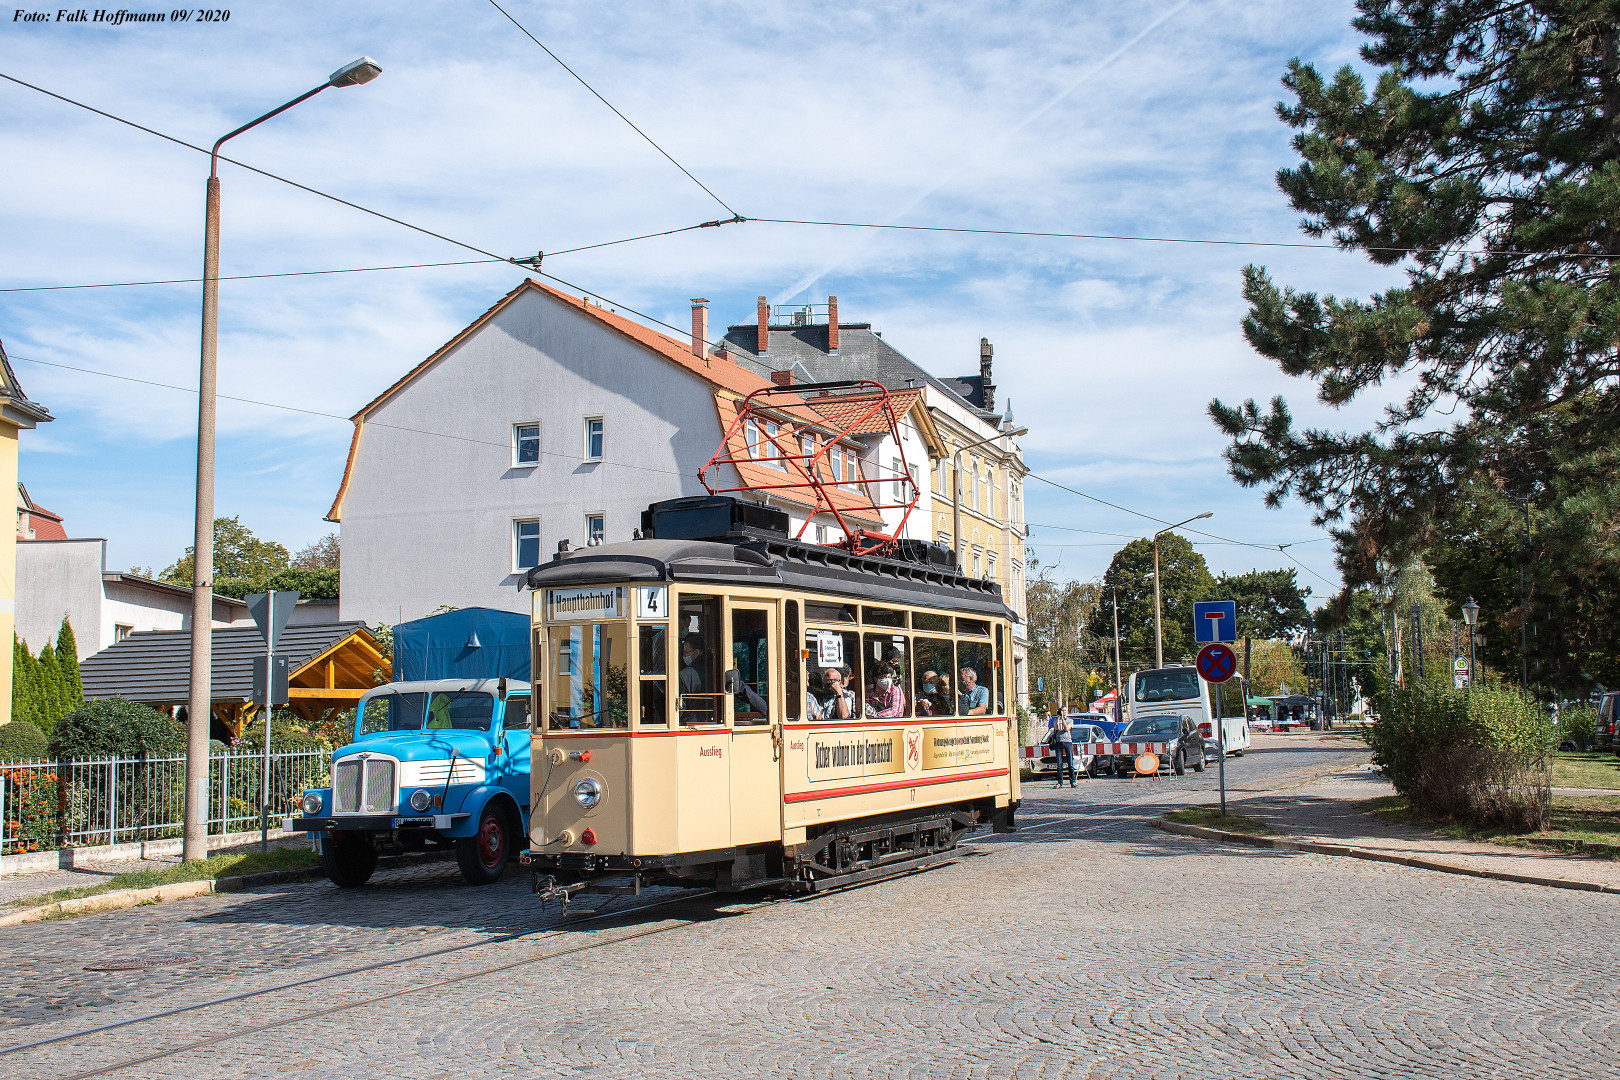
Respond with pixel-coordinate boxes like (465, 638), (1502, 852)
(638, 624), (669, 726)
(804, 628), (860, 721)
(805, 601), (857, 623)
(863, 633), (910, 717)
(677, 596), (724, 726)
(913, 612), (951, 634)
(547, 622), (629, 730)
(731, 608), (770, 726)
(957, 639), (992, 716)
(785, 602), (800, 722)
(913, 637), (955, 717)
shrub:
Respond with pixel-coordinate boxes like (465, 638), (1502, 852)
(1559, 705), (1598, 749)
(49, 698), (185, 760)
(0, 720), (49, 762)
(1366, 683), (1555, 831)
(235, 717), (327, 753)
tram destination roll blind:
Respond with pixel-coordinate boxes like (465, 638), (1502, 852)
(547, 587), (624, 620)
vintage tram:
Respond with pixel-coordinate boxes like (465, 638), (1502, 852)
(520, 495), (1021, 894)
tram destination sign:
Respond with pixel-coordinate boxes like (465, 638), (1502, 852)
(922, 725), (996, 769)
(547, 586), (624, 620)
(808, 729), (904, 782)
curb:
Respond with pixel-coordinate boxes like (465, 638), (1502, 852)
(1150, 818), (1620, 894)
(0, 851), (455, 927)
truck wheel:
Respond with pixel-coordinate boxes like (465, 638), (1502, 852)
(322, 831), (377, 888)
(456, 805), (511, 885)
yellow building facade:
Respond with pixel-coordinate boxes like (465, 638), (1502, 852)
(0, 342), (54, 726)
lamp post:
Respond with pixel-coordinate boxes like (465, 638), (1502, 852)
(183, 57), (382, 862)
(1461, 596), (1480, 692)
(949, 425), (1027, 571)
(1152, 512), (1212, 668)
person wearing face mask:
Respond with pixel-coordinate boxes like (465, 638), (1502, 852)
(866, 662), (907, 718)
(678, 633), (713, 725)
(821, 666), (856, 720)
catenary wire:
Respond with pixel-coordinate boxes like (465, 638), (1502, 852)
(486, 0), (740, 218)
(0, 220), (738, 294)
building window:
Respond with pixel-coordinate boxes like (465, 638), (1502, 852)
(936, 459), (947, 495)
(892, 458), (905, 500)
(845, 454), (859, 490)
(514, 518), (541, 570)
(114, 623), (133, 643)
(745, 418), (760, 458)
(764, 420), (786, 471)
(584, 417), (604, 461)
(972, 546), (983, 577)
(828, 444), (843, 485)
(815, 523), (828, 544)
(986, 552), (997, 582)
(513, 422), (540, 467)
(799, 432), (815, 459)
(586, 513), (604, 546)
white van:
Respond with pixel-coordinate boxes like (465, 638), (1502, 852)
(1126, 665), (1250, 757)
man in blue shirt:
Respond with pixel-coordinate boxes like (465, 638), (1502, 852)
(958, 666), (990, 715)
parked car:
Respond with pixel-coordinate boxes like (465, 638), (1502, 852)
(1115, 714), (1205, 776)
(1596, 692), (1620, 755)
(1027, 721), (1113, 778)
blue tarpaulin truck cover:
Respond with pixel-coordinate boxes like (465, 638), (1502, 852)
(393, 607), (530, 682)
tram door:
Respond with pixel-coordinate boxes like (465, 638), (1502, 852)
(728, 603), (782, 846)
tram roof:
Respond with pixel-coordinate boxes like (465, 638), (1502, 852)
(525, 537), (1015, 621)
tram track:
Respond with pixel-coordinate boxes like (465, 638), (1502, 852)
(4, 887), (775, 1080)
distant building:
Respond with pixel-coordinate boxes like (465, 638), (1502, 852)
(723, 299), (1030, 706)
(0, 339), (52, 725)
(329, 280), (900, 626)
(16, 483), (65, 540)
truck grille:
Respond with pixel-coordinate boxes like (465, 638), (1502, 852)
(333, 756), (397, 814)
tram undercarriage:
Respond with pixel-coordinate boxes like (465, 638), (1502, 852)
(522, 798), (1016, 902)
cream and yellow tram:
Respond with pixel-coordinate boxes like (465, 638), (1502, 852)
(521, 496), (1020, 894)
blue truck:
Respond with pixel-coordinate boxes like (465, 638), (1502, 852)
(288, 608), (532, 887)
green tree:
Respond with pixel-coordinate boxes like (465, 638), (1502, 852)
(55, 619), (83, 708)
(1024, 566), (1105, 709)
(11, 634), (40, 731)
(292, 532), (340, 570)
(1086, 534), (1215, 671)
(1209, 2), (1620, 698)
(37, 641), (66, 729)
(162, 516), (290, 587)
(1211, 568), (1312, 642)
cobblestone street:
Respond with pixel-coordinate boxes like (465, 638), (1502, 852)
(3, 735), (1616, 1079)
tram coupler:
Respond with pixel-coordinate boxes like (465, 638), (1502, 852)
(530, 872), (589, 909)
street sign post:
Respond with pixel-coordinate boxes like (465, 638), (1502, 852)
(1195, 641), (1238, 818)
(245, 589), (300, 852)
(1193, 600), (1237, 644)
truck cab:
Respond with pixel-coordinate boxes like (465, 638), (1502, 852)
(291, 678), (531, 887)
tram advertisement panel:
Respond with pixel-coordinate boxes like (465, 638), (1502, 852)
(807, 729), (904, 782)
(922, 725), (997, 770)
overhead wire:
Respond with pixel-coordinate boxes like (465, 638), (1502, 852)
(485, 0), (740, 219)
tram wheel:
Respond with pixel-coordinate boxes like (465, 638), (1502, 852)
(322, 831), (377, 888)
(456, 805), (511, 885)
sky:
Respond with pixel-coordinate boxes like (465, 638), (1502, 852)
(0, 0), (1403, 600)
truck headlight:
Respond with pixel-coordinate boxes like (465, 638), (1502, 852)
(300, 791), (323, 816)
(573, 778), (602, 809)
(409, 789), (432, 812)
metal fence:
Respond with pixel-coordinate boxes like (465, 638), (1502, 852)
(0, 748), (331, 855)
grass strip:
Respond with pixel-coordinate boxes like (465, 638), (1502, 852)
(1552, 750), (1620, 791)
(1164, 806), (1272, 835)
(9, 846), (317, 909)
(1355, 792), (1620, 860)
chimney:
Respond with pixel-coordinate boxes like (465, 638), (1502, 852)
(690, 299), (709, 359)
(827, 295), (839, 354)
(979, 337), (996, 413)
(771, 370), (794, 386)
(757, 296), (770, 354)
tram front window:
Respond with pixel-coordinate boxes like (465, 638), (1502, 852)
(678, 596), (724, 726)
(547, 622), (628, 730)
(638, 624), (668, 726)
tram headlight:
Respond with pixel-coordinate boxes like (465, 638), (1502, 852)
(573, 778), (602, 809)
(300, 791), (323, 816)
(409, 788), (432, 812)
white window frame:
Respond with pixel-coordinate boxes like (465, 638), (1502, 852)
(585, 512), (605, 546)
(986, 551), (997, 582)
(514, 517), (542, 571)
(892, 457), (905, 500)
(512, 421), (541, 468)
(583, 416), (605, 462)
(763, 420), (786, 471)
(815, 523), (828, 544)
(828, 444), (843, 485)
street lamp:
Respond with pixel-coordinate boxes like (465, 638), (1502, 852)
(949, 425), (1028, 573)
(1153, 512), (1212, 668)
(184, 57), (381, 862)
(1461, 596), (1480, 690)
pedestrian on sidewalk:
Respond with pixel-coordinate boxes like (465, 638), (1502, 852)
(1050, 712), (1076, 787)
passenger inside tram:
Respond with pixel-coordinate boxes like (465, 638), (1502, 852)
(865, 662), (907, 717)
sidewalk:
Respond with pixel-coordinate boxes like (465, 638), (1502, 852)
(0, 834), (309, 907)
(1194, 760), (1620, 891)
